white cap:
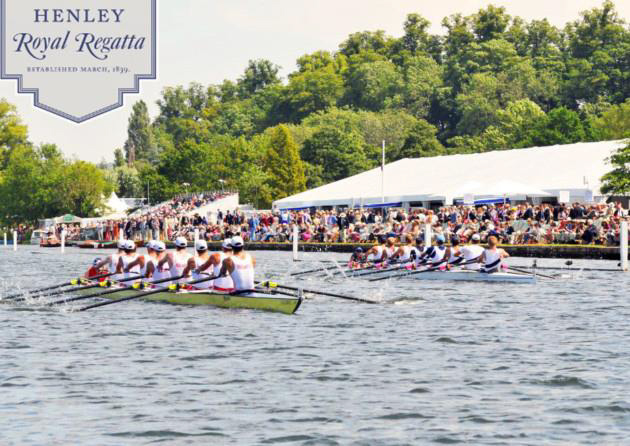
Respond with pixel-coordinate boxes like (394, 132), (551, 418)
(124, 240), (136, 250)
(175, 236), (188, 248)
(117, 240), (126, 249)
(147, 240), (157, 250)
(154, 241), (166, 252)
(472, 234), (481, 241)
(221, 238), (233, 250)
(195, 240), (208, 251)
(230, 236), (244, 249)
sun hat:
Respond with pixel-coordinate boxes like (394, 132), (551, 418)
(195, 240), (208, 251)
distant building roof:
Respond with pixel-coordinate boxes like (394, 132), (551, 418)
(274, 140), (627, 209)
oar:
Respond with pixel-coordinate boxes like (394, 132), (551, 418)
(1, 272), (116, 301)
(11, 274), (144, 304)
(47, 274), (181, 307)
(508, 266), (555, 280)
(350, 261), (413, 278)
(369, 259), (476, 282)
(77, 274), (221, 311)
(290, 263), (342, 277)
(260, 281), (377, 304)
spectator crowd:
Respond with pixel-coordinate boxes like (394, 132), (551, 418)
(7, 197), (629, 248)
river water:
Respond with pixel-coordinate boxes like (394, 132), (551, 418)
(1, 246), (629, 445)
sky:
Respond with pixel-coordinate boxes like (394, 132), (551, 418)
(1, 0), (628, 163)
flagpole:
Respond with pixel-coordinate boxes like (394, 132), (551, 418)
(381, 140), (385, 204)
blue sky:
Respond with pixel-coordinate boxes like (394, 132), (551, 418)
(1, 0), (627, 162)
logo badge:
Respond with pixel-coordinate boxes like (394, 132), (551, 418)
(0, 0), (157, 123)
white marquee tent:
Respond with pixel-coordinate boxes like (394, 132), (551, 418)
(273, 140), (626, 210)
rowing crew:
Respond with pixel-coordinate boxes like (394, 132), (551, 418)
(349, 234), (509, 273)
(88, 236), (256, 292)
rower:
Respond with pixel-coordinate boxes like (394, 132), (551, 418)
(194, 239), (235, 292)
(125, 240), (156, 278)
(219, 236), (255, 293)
(158, 236), (192, 283)
(412, 237), (427, 268)
(151, 241), (170, 282)
(460, 234), (484, 270)
(479, 236), (510, 273)
(366, 235), (387, 264)
(116, 240), (141, 281)
(419, 234), (447, 268)
(182, 240), (213, 290)
(92, 240), (125, 279)
(444, 236), (464, 269)
(384, 237), (398, 262)
(348, 247), (367, 268)
(391, 234), (414, 264)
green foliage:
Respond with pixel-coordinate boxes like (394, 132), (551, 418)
(125, 100), (157, 165)
(263, 125), (306, 201)
(590, 99), (630, 139)
(600, 140), (630, 194)
(0, 99), (29, 169)
(302, 126), (370, 186)
(0, 144), (109, 224)
(398, 120), (445, 159)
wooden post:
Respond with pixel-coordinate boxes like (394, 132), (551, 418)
(424, 223), (432, 249)
(13, 231), (17, 251)
(61, 230), (66, 254)
(293, 224), (299, 262)
(621, 221), (628, 272)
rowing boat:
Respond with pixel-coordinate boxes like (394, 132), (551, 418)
(346, 267), (536, 284)
(72, 281), (302, 314)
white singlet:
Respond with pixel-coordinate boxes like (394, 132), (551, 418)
(427, 246), (446, 264)
(170, 250), (192, 281)
(483, 248), (502, 271)
(368, 246), (384, 262)
(384, 246), (397, 259)
(140, 254), (153, 277)
(231, 253), (255, 291)
(121, 254), (140, 280)
(399, 246), (412, 262)
(152, 257), (170, 283)
(213, 252), (234, 291)
(192, 256), (212, 289)
(460, 245), (484, 270)
(448, 248), (460, 264)
(109, 253), (121, 279)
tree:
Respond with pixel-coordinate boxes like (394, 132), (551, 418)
(0, 99), (29, 169)
(284, 67), (344, 122)
(263, 125), (306, 200)
(472, 5), (511, 42)
(344, 60), (403, 111)
(113, 148), (125, 167)
(533, 107), (586, 146)
(124, 100), (156, 165)
(301, 127), (370, 185)
(237, 59), (281, 97)
(398, 120), (445, 159)
(600, 140), (630, 195)
(591, 100), (630, 140)
(62, 161), (110, 217)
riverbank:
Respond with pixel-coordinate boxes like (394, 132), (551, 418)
(58, 240), (628, 261)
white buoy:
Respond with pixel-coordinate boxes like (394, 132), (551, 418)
(13, 231), (17, 251)
(424, 223), (432, 249)
(194, 228), (200, 243)
(621, 221), (628, 272)
(61, 230), (66, 254)
(293, 224), (299, 262)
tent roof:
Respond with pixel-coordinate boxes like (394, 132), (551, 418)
(274, 140), (626, 209)
(102, 192), (130, 216)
